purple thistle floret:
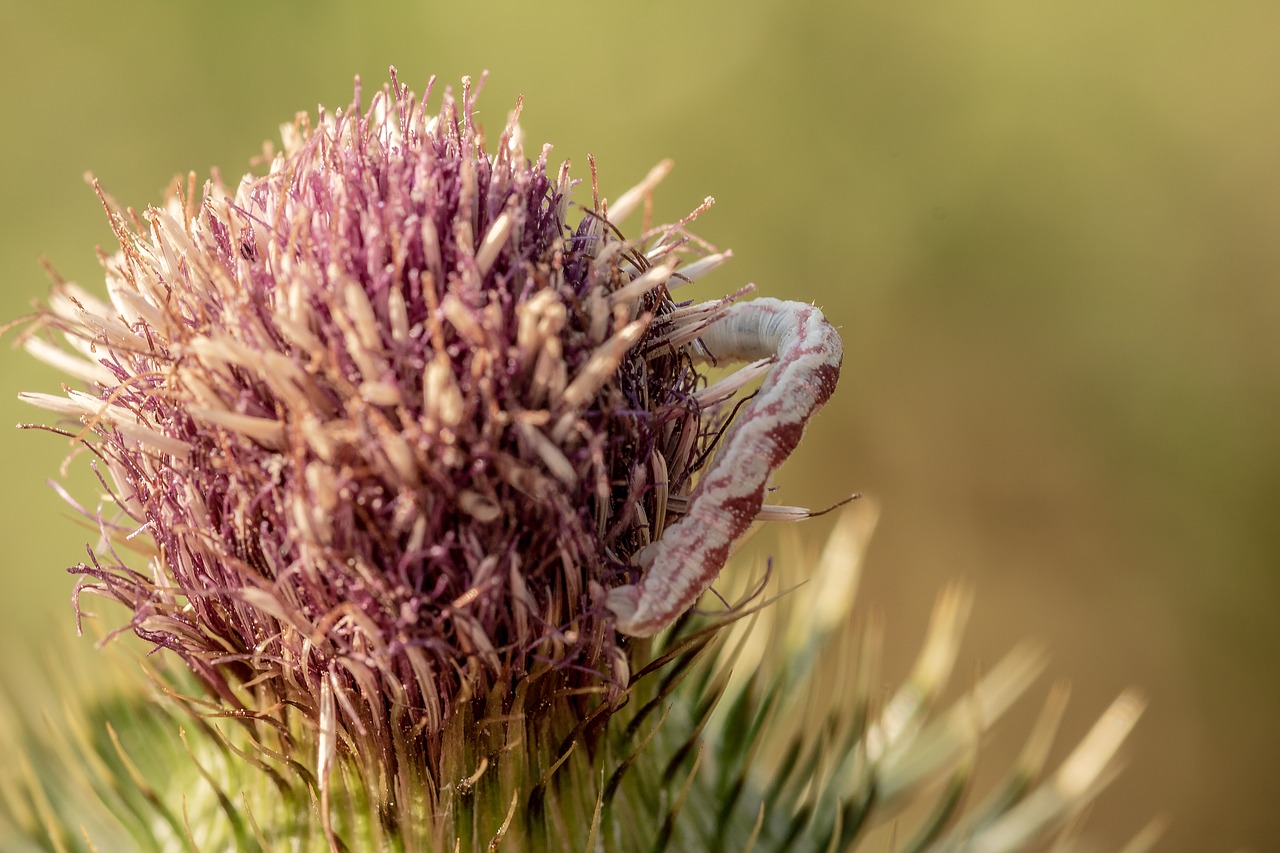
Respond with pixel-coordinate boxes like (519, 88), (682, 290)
(20, 71), (722, 793)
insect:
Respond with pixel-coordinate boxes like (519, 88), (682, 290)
(607, 297), (843, 636)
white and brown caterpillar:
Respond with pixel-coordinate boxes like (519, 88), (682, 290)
(607, 297), (843, 636)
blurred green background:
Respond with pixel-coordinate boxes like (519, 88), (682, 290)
(1, 1), (1276, 849)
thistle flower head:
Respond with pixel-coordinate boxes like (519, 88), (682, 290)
(19, 69), (732, 802)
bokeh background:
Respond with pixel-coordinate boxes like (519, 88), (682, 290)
(1, 1), (1276, 849)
